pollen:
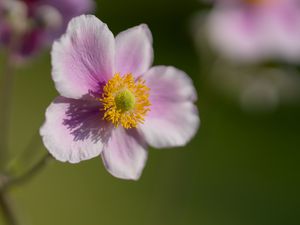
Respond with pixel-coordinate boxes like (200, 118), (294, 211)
(99, 73), (151, 129)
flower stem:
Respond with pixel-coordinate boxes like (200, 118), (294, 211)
(0, 153), (51, 225)
(0, 55), (15, 170)
(0, 152), (51, 225)
(0, 190), (19, 225)
(6, 153), (51, 189)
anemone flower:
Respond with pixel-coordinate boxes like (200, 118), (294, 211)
(0, 0), (94, 59)
(40, 15), (200, 180)
(205, 0), (300, 63)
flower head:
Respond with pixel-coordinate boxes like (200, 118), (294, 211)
(203, 0), (300, 63)
(40, 15), (200, 180)
(0, 0), (94, 59)
(99, 73), (151, 129)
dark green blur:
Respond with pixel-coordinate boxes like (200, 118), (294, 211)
(0, 0), (299, 225)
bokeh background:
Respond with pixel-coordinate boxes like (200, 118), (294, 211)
(1, 0), (300, 225)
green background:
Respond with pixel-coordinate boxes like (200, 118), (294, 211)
(1, 0), (300, 224)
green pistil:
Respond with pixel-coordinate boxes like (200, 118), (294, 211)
(115, 89), (136, 112)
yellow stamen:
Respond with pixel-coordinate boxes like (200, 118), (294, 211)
(99, 73), (151, 129)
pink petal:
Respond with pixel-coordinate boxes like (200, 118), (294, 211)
(139, 66), (199, 148)
(206, 7), (265, 62)
(262, 3), (300, 62)
(51, 15), (115, 99)
(115, 24), (153, 78)
(101, 128), (147, 180)
(40, 96), (113, 163)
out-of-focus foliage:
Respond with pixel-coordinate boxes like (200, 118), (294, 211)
(0, 0), (299, 225)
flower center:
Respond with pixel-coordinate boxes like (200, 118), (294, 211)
(2, 0), (29, 34)
(99, 73), (151, 129)
(115, 89), (136, 112)
(1, 0), (63, 35)
(35, 5), (63, 29)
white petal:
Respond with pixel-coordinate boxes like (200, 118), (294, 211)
(101, 128), (147, 180)
(115, 24), (153, 77)
(140, 66), (200, 148)
(40, 97), (113, 163)
(51, 15), (115, 99)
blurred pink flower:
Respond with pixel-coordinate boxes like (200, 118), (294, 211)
(206, 0), (300, 63)
(40, 15), (199, 180)
(0, 0), (94, 59)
